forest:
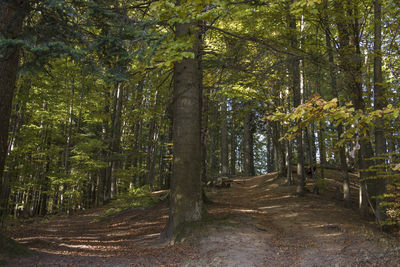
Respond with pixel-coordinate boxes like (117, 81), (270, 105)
(1, 0), (400, 265)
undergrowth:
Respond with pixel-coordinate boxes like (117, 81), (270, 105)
(96, 186), (165, 220)
(0, 235), (32, 265)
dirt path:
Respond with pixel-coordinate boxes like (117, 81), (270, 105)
(193, 174), (400, 266)
(4, 173), (400, 266)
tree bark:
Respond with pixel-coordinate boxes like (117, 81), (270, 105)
(322, 3), (351, 205)
(110, 83), (124, 198)
(161, 22), (203, 240)
(0, 0), (27, 186)
(271, 121), (285, 177)
(286, 140), (293, 185)
(0, 1), (29, 222)
(201, 84), (209, 181)
(373, 0), (386, 222)
(230, 101), (237, 176)
(243, 105), (255, 176)
(220, 97), (229, 175)
(288, 4), (305, 194)
(335, 0), (372, 214)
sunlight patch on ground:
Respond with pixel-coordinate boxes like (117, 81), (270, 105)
(231, 208), (260, 214)
(132, 221), (161, 227)
(257, 205), (282, 210)
(315, 232), (343, 238)
(278, 212), (299, 218)
(261, 194), (292, 201)
(59, 243), (95, 250)
(245, 184), (259, 189)
(144, 233), (159, 238)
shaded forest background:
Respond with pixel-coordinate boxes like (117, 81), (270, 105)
(1, 0), (400, 235)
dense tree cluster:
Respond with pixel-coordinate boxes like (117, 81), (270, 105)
(1, 0), (400, 236)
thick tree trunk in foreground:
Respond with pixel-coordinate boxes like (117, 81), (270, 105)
(161, 22), (203, 240)
(0, 1), (27, 220)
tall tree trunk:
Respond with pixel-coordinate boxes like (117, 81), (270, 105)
(0, 80), (29, 223)
(110, 83), (124, 198)
(161, 22), (203, 240)
(286, 140), (293, 185)
(243, 105), (255, 176)
(100, 86), (111, 203)
(317, 123), (326, 190)
(220, 97), (229, 175)
(130, 80), (144, 188)
(209, 100), (219, 177)
(201, 85), (209, 181)
(266, 128), (274, 173)
(0, 1), (27, 195)
(146, 89), (158, 188)
(335, 0), (371, 214)
(271, 122), (285, 177)
(230, 101), (237, 176)
(322, 3), (351, 205)
(373, 0), (386, 222)
(288, 4), (305, 194)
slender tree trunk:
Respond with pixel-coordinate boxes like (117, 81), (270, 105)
(271, 122), (285, 177)
(100, 86), (111, 203)
(201, 85), (209, 181)
(288, 4), (305, 194)
(209, 100), (219, 177)
(161, 22), (203, 240)
(323, 4), (351, 205)
(220, 97), (229, 175)
(305, 127), (316, 192)
(243, 105), (255, 176)
(266, 129), (274, 173)
(146, 89), (158, 188)
(318, 122), (326, 190)
(335, 0), (371, 214)
(286, 140), (293, 185)
(373, 0), (386, 222)
(130, 80), (144, 188)
(110, 83), (124, 198)
(230, 102), (237, 176)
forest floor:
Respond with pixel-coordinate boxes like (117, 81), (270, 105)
(3, 172), (400, 266)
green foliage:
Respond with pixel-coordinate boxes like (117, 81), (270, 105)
(97, 186), (160, 219)
(267, 94), (400, 148)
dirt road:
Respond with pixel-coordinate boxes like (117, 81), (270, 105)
(4, 173), (400, 266)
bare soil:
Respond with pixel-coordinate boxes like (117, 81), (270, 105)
(3, 173), (400, 266)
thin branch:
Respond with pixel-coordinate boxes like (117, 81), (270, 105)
(206, 25), (298, 57)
